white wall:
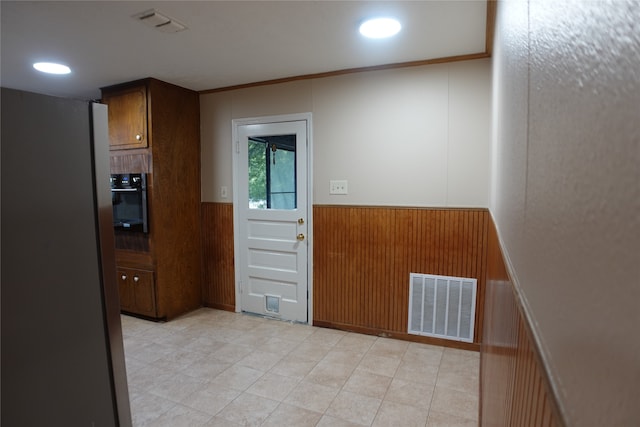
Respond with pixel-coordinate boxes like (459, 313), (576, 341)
(491, 1), (640, 425)
(201, 59), (491, 208)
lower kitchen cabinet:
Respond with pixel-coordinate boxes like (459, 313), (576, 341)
(117, 267), (156, 318)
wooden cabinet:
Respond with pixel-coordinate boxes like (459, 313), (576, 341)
(103, 78), (201, 321)
(117, 268), (156, 318)
(102, 86), (148, 150)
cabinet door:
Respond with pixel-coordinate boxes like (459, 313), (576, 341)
(103, 86), (148, 150)
(117, 269), (135, 311)
(131, 269), (156, 318)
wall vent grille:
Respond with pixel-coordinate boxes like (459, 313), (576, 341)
(408, 273), (477, 343)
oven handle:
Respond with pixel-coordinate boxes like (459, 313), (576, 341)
(111, 188), (140, 192)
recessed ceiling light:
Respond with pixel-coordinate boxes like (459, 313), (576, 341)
(359, 17), (402, 39)
(33, 62), (71, 75)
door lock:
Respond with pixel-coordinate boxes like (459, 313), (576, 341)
(298, 218), (305, 225)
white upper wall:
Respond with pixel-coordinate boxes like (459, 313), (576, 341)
(201, 58), (491, 207)
(491, 1), (640, 425)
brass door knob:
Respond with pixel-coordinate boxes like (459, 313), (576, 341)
(297, 233), (305, 241)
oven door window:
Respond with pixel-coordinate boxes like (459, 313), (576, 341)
(112, 190), (144, 230)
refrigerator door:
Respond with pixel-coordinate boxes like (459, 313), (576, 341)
(1, 88), (131, 426)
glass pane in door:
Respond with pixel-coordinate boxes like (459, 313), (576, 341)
(248, 134), (296, 210)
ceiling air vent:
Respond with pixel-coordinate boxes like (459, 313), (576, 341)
(132, 9), (187, 33)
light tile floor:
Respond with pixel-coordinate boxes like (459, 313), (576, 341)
(122, 308), (479, 426)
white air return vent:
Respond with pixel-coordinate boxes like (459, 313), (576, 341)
(132, 9), (187, 33)
(408, 273), (477, 343)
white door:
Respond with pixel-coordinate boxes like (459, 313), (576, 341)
(235, 118), (309, 322)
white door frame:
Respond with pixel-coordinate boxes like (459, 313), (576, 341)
(232, 113), (313, 324)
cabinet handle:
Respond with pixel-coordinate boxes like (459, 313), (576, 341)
(133, 275), (140, 283)
(121, 274), (127, 281)
(135, 134), (143, 141)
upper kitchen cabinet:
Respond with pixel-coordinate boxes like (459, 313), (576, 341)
(102, 85), (148, 150)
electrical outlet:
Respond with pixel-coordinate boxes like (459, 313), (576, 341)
(330, 180), (348, 195)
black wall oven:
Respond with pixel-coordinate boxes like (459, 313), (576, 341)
(110, 173), (148, 233)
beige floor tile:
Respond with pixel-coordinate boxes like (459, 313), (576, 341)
(129, 392), (176, 427)
(202, 327), (246, 344)
(128, 340), (176, 364)
(367, 337), (410, 360)
(371, 400), (429, 427)
(261, 403), (323, 427)
(122, 310), (481, 427)
(326, 390), (382, 426)
(231, 330), (272, 347)
(393, 359), (440, 386)
(128, 364), (175, 392)
(147, 403), (212, 427)
(322, 347), (366, 367)
(403, 342), (444, 366)
(245, 372), (300, 401)
(121, 316), (156, 336)
(180, 382), (241, 416)
(148, 372), (209, 403)
(236, 349), (283, 372)
(304, 327), (347, 346)
(151, 348), (208, 372)
(316, 414), (364, 427)
(215, 392), (279, 426)
(211, 342), (254, 364)
(430, 386), (478, 421)
(426, 410), (478, 427)
(260, 336), (301, 356)
(288, 340), (333, 362)
(228, 316), (264, 332)
(270, 354), (318, 379)
(211, 365), (264, 391)
(278, 323), (316, 341)
(182, 337), (227, 354)
(335, 333), (377, 353)
(384, 378), (435, 408)
(252, 319), (292, 337)
(342, 368), (392, 399)
(435, 370), (479, 394)
(357, 353), (402, 378)
(202, 415), (244, 426)
(440, 349), (479, 373)
(179, 356), (231, 380)
(283, 380), (340, 413)
(306, 360), (355, 388)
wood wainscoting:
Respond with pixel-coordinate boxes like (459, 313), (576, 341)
(313, 205), (488, 349)
(201, 203), (235, 311)
(201, 203), (489, 349)
(481, 218), (564, 426)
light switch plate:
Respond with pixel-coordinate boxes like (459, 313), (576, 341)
(330, 180), (348, 195)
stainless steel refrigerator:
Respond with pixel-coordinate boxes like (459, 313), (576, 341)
(1, 87), (131, 426)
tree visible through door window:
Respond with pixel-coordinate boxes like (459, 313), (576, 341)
(248, 135), (296, 209)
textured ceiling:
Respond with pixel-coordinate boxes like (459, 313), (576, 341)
(1, 1), (488, 100)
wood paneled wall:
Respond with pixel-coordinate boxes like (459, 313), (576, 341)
(201, 203), (235, 311)
(481, 218), (564, 426)
(313, 206), (488, 348)
(200, 203), (489, 349)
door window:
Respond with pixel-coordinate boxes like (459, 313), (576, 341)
(248, 134), (297, 210)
